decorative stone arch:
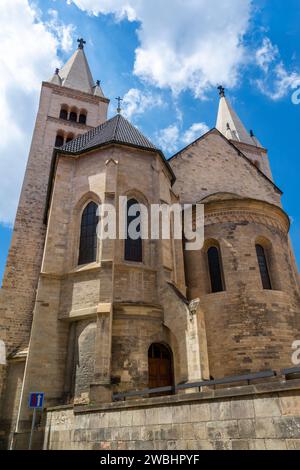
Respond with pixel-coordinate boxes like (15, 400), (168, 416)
(71, 192), (102, 268)
(123, 188), (150, 208)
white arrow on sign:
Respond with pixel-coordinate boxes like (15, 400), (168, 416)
(36, 394), (43, 408)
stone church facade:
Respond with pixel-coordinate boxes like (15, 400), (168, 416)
(0, 42), (299, 450)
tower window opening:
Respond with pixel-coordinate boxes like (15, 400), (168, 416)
(69, 111), (78, 122)
(55, 134), (64, 148)
(59, 108), (68, 120)
(79, 113), (87, 124)
(256, 244), (272, 290)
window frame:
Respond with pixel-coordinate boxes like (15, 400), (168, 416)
(206, 244), (225, 294)
(256, 243), (272, 290)
(78, 201), (99, 266)
(124, 198), (143, 263)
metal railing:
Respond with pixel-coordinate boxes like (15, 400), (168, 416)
(281, 366), (300, 377)
(112, 369), (276, 402)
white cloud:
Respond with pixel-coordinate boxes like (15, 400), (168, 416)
(255, 38), (300, 100)
(257, 63), (300, 101)
(182, 122), (209, 145)
(122, 88), (163, 120)
(156, 121), (209, 154)
(156, 125), (180, 153)
(0, 0), (74, 225)
(70, 0), (252, 97)
(255, 37), (279, 73)
(47, 9), (76, 53)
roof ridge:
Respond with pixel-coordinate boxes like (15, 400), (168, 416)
(113, 114), (121, 139)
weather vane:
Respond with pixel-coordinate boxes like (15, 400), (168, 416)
(77, 38), (86, 50)
(116, 96), (123, 114)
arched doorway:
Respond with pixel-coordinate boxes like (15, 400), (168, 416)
(148, 343), (173, 389)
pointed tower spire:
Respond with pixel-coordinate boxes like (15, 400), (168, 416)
(53, 39), (95, 94)
(216, 87), (262, 147)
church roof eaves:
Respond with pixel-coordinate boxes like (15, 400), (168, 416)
(56, 114), (175, 184)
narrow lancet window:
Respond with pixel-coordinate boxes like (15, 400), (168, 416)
(256, 244), (272, 290)
(78, 202), (98, 265)
(207, 246), (224, 293)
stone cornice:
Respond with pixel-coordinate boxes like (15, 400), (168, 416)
(202, 198), (290, 234)
(47, 116), (93, 131)
(42, 81), (110, 105)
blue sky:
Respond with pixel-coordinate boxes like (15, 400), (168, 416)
(0, 0), (300, 283)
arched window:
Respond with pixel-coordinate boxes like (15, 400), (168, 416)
(55, 134), (64, 147)
(69, 111), (77, 122)
(59, 107), (68, 120)
(79, 113), (87, 124)
(78, 202), (99, 266)
(207, 246), (224, 293)
(256, 244), (272, 290)
(125, 198), (142, 263)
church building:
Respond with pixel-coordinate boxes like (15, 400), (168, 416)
(0, 40), (299, 450)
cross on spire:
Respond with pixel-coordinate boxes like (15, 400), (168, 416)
(116, 96), (123, 114)
(77, 38), (86, 50)
(218, 85), (226, 97)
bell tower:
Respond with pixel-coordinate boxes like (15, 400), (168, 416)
(0, 40), (109, 448)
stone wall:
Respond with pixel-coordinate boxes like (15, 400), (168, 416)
(0, 81), (108, 439)
(184, 197), (300, 378)
(43, 379), (300, 451)
(170, 130), (281, 207)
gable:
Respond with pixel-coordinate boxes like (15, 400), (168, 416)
(170, 130), (282, 207)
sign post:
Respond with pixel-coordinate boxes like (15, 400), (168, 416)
(28, 392), (44, 450)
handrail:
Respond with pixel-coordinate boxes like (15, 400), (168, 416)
(281, 367), (300, 376)
(113, 369), (275, 402)
(176, 370), (275, 391)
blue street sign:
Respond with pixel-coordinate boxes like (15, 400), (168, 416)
(29, 392), (44, 409)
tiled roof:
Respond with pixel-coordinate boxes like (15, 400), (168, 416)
(60, 114), (158, 154)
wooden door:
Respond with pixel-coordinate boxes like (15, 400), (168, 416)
(148, 344), (173, 389)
